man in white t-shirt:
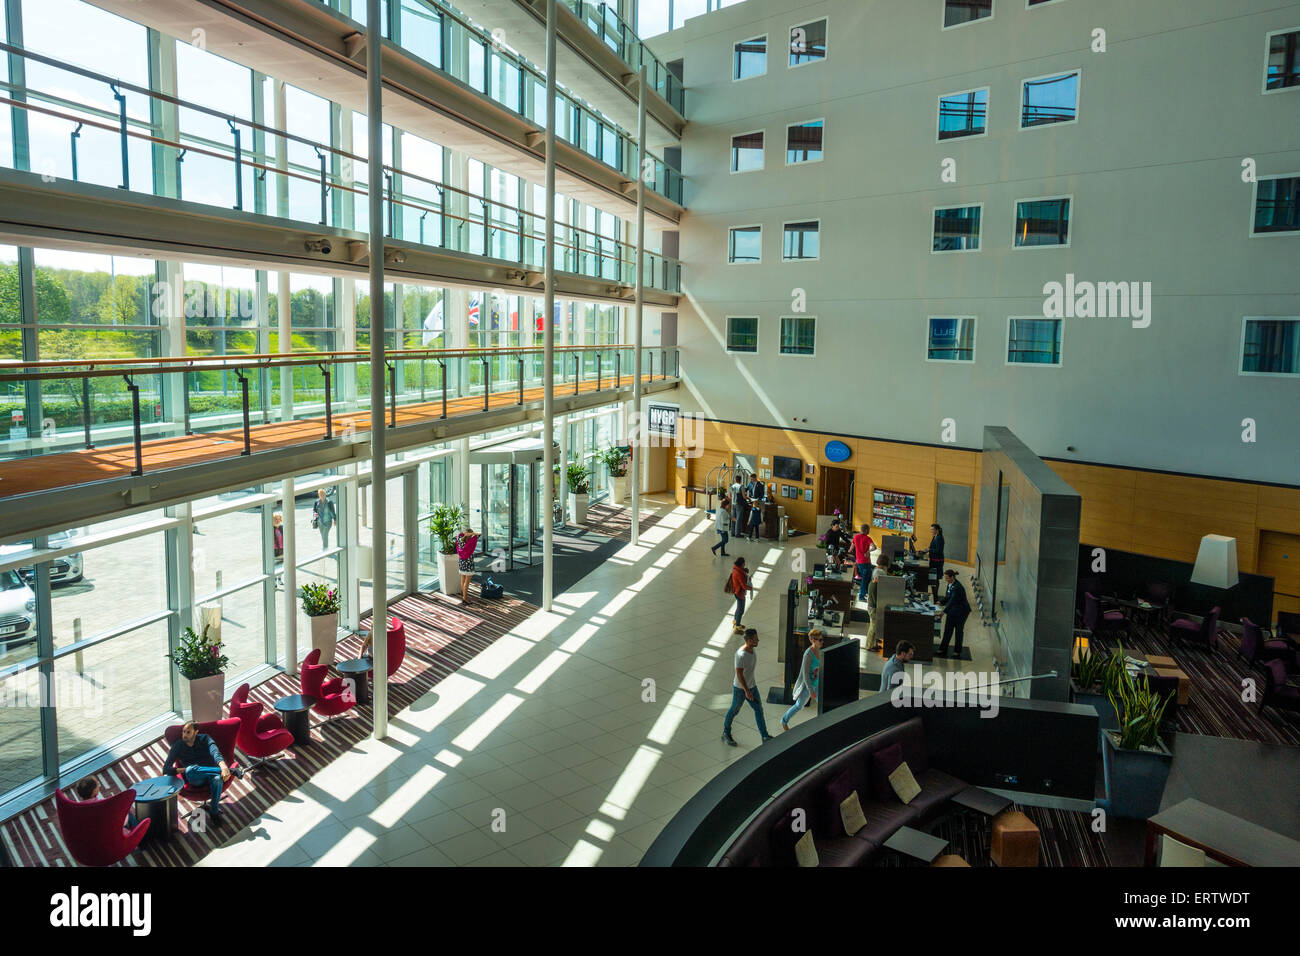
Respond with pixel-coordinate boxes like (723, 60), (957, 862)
(722, 628), (773, 746)
(729, 478), (746, 536)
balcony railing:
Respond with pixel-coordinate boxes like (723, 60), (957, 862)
(562, 0), (685, 115)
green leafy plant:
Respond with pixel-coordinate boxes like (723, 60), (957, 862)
(566, 462), (591, 496)
(1107, 665), (1172, 752)
(427, 503), (467, 555)
(597, 446), (628, 477)
(1071, 644), (1105, 691)
(299, 581), (340, 617)
(165, 624), (230, 680)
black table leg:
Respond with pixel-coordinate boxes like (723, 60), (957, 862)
(136, 796), (177, 843)
(284, 709), (312, 746)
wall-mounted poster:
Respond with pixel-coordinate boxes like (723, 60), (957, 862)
(805, 463), (815, 475)
(804, 489), (814, 502)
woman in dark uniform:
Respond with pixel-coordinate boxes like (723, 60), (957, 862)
(936, 568), (971, 658)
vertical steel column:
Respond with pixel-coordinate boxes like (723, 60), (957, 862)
(631, 65), (646, 546)
(282, 475), (299, 674)
(541, 0), (557, 611)
(367, 0), (389, 740)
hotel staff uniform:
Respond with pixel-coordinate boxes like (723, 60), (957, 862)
(926, 531), (945, 598)
(937, 576), (971, 658)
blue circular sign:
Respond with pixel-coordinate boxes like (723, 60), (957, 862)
(825, 440), (851, 462)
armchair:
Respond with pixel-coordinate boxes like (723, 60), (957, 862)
(301, 647), (356, 721)
(55, 788), (150, 866)
(228, 682), (294, 770)
(1167, 606), (1219, 651)
(162, 718), (241, 821)
(1261, 659), (1300, 714)
(1083, 592), (1129, 639)
(1238, 618), (1295, 671)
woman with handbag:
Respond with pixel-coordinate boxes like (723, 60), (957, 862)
(454, 526), (480, 605)
(312, 488), (336, 549)
(727, 556), (754, 634)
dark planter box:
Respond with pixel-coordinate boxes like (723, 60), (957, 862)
(1070, 682), (1118, 753)
(1101, 731), (1173, 820)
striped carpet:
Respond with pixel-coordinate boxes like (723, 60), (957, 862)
(873, 804), (1111, 867)
(1090, 620), (1300, 746)
(0, 587), (533, 867)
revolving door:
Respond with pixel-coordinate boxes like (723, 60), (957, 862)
(469, 436), (556, 570)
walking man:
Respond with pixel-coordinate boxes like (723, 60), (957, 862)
(722, 627), (773, 745)
(711, 497), (732, 556)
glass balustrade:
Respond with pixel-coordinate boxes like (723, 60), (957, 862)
(561, 0), (685, 114)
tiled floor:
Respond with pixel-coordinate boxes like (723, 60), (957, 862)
(201, 498), (998, 867)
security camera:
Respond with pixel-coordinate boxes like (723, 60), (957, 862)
(305, 239), (332, 255)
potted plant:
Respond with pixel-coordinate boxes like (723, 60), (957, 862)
(1101, 665), (1174, 819)
(1070, 642), (1125, 751)
(427, 503), (467, 597)
(166, 624), (230, 723)
(567, 462), (592, 523)
(300, 581), (341, 666)
(599, 446), (629, 502)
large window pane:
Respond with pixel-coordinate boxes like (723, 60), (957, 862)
(1014, 198), (1071, 247)
(939, 89), (988, 140)
(944, 0), (993, 28)
(1021, 72), (1080, 127)
(789, 19), (827, 66)
(730, 131), (764, 172)
(786, 121), (823, 163)
(928, 317), (976, 361)
(933, 206), (982, 251)
(1253, 177), (1300, 234)
(1242, 319), (1300, 374)
(733, 35), (766, 80)
(726, 316), (758, 353)
(728, 226), (761, 263)
(1007, 318), (1062, 365)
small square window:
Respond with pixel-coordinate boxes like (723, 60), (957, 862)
(790, 19), (827, 67)
(786, 120), (823, 163)
(1241, 318), (1300, 374)
(1014, 197), (1071, 247)
(1007, 318), (1062, 365)
(938, 89), (988, 140)
(780, 316), (816, 355)
(944, 0), (992, 28)
(729, 225), (762, 263)
(933, 205), (982, 252)
(1266, 28), (1300, 91)
(1021, 71), (1080, 127)
(1253, 176), (1300, 235)
(782, 221), (820, 260)
(734, 36), (767, 81)
(927, 318), (976, 361)
(727, 316), (759, 353)
(730, 130), (764, 173)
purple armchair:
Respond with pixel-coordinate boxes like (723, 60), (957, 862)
(1261, 659), (1300, 714)
(1238, 618), (1295, 670)
(56, 787), (151, 866)
(1168, 606), (1219, 651)
(1083, 592), (1129, 639)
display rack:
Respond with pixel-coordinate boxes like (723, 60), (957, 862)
(873, 488), (916, 533)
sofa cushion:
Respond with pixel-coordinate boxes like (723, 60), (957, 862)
(794, 830), (819, 867)
(872, 742), (905, 802)
(824, 765), (858, 838)
(907, 768), (966, 823)
(813, 834), (874, 867)
(767, 808), (805, 867)
(854, 797), (922, 845)
(888, 761), (922, 804)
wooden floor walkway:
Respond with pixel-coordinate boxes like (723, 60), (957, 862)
(0, 374), (658, 500)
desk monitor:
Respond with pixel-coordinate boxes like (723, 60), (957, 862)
(819, 638), (861, 715)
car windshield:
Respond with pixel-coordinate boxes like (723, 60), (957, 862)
(1, 569), (24, 591)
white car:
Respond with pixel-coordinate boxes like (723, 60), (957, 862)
(0, 568), (36, 649)
(1, 529), (85, 586)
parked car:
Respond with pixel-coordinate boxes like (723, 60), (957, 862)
(0, 568), (37, 649)
(0, 529), (85, 586)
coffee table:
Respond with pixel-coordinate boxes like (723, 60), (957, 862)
(884, 825), (948, 865)
(952, 785), (1012, 819)
(274, 694), (317, 746)
(336, 658), (373, 705)
(132, 775), (184, 843)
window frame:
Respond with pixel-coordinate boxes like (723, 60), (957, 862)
(1005, 316), (1063, 368)
(925, 316), (978, 364)
(931, 202), (985, 255)
(1012, 194), (1073, 250)
(725, 315), (760, 354)
(787, 17), (829, 69)
(732, 34), (768, 82)
(1239, 316), (1300, 377)
(936, 86), (990, 143)
(942, 0), (995, 31)
(727, 224), (763, 265)
(778, 315), (817, 357)
(729, 128), (766, 174)
(1263, 26), (1300, 94)
(1019, 69), (1082, 130)
(781, 219), (822, 262)
(1249, 172), (1300, 237)
(1026, 0), (1067, 8)
(784, 118), (826, 165)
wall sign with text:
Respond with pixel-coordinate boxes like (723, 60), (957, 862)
(646, 403), (679, 437)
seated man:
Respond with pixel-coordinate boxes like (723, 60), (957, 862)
(73, 776), (137, 829)
(162, 720), (243, 825)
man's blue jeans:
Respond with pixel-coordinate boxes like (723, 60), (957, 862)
(183, 766), (224, 818)
(723, 685), (769, 738)
(856, 563), (871, 601)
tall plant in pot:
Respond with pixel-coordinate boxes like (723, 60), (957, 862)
(567, 462), (592, 523)
(1101, 666), (1174, 819)
(166, 624), (230, 723)
(300, 582), (341, 667)
(1070, 641), (1128, 752)
(427, 503), (467, 597)
(598, 446), (629, 502)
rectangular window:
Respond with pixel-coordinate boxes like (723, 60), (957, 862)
(782, 220), (820, 260)
(1241, 318), (1300, 375)
(789, 19), (828, 66)
(927, 317), (976, 361)
(933, 205), (982, 252)
(938, 88), (988, 140)
(1253, 175), (1300, 234)
(726, 316), (759, 353)
(944, 0), (993, 28)
(730, 130), (764, 173)
(734, 35), (766, 80)
(785, 120), (824, 163)
(1021, 71), (1080, 127)
(1014, 197), (1071, 247)
(728, 225), (762, 263)
(1266, 28), (1300, 91)
(780, 316), (816, 355)
(1007, 317), (1062, 365)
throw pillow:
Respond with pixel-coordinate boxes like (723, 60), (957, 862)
(889, 761), (922, 805)
(840, 791), (868, 836)
(794, 830), (819, 867)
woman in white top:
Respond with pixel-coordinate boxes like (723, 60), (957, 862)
(711, 497), (732, 557)
(781, 628), (824, 731)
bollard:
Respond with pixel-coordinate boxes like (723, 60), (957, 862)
(73, 618), (84, 674)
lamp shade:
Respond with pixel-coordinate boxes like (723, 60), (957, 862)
(1189, 535), (1238, 589)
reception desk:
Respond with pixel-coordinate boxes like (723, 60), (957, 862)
(881, 604), (937, 661)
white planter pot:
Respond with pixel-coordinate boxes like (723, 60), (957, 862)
(438, 551), (461, 596)
(612, 475), (629, 502)
(569, 493), (589, 524)
(309, 612), (338, 667)
(188, 673), (225, 723)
